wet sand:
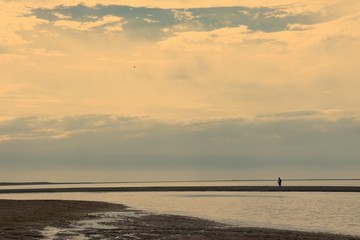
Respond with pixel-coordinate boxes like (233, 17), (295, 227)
(0, 185), (360, 194)
(0, 199), (359, 240)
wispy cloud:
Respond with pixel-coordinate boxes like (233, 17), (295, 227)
(53, 15), (125, 32)
(31, 4), (331, 35)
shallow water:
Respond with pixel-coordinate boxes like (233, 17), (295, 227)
(1, 191), (359, 236)
(1, 180), (359, 189)
(41, 211), (147, 240)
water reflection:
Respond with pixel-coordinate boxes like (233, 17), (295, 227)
(1, 191), (359, 236)
(181, 194), (287, 198)
(1, 179), (359, 190)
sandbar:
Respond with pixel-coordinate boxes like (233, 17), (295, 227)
(0, 185), (360, 194)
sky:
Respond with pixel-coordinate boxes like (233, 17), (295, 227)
(1, 0), (360, 181)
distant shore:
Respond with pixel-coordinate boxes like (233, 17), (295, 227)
(1, 179), (359, 186)
(1, 185), (360, 194)
(1, 199), (359, 240)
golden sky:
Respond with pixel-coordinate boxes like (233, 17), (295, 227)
(1, 0), (359, 181)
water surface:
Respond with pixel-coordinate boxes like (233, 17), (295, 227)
(1, 179), (359, 190)
(1, 191), (359, 236)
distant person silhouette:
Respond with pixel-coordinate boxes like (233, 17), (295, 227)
(278, 177), (282, 187)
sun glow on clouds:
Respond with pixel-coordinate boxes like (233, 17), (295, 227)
(0, 0), (359, 120)
(1, 0), (360, 180)
(54, 15), (125, 32)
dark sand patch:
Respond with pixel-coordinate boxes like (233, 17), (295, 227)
(0, 199), (359, 240)
(0, 200), (124, 239)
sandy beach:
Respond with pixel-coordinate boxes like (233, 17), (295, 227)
(0, 199), (359, 240)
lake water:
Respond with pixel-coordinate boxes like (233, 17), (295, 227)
(1, 190), (359, 237)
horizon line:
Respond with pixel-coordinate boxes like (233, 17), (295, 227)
(1, 178), (360, 186)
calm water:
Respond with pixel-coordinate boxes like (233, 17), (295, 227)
(1, 179), (359, 189)
(1, 191), (359, 236)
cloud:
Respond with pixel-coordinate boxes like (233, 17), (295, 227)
(172, 9), (194, 21)
(1, 114), (360, 156)
(158, 26), (250, 50)
(0, 2), (48, 46)
(53, 15), (125, 32)
(143, 18), (160, 23)
(0, 114), (142, 141)
(30, 3), (334, 34)
(286, 23), (313, 31)
(1, 0), (359, 182)
(52, 12), (71, 19)
(0, 0), (331, 10)
(0, 54), (26, 64)
(18, 48), (65, 57)
(1, 0), (360, 121)
(257, 110), (321, 119)
(1, 114), (360, 180)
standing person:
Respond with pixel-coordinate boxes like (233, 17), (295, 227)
(278, 177), (282, 187)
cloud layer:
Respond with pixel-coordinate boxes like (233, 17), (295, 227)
(1, 0), (360, 181)
(1, 114), (359, 181)
(1, 0), (359, 119)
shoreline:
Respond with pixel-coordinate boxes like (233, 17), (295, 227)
(2, 179), (359, 186)
(0, 199), (359, 240)
(1, 185), (360, 194)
